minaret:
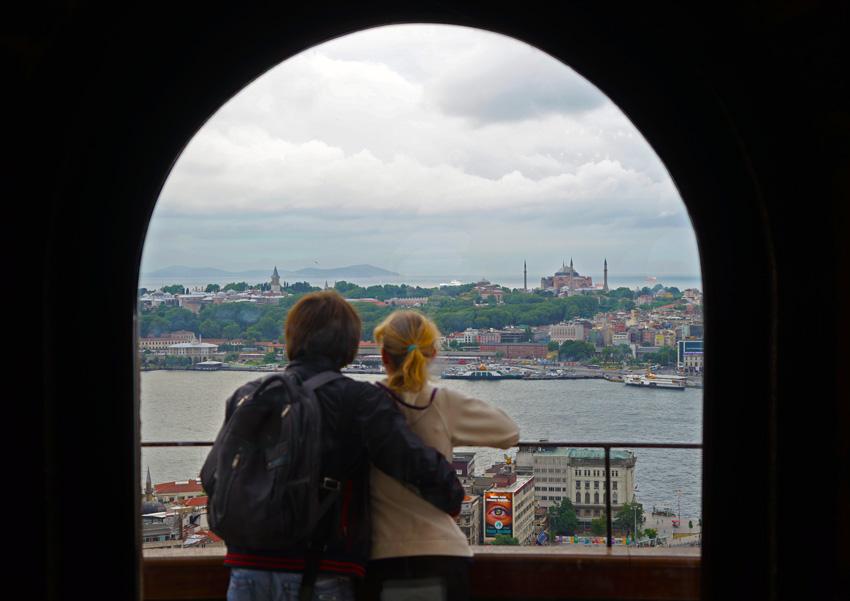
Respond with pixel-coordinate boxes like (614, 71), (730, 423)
(569, 258), (575, 296)
(603, 258), (609, 292)
(145, 467), (154, 502)
(523, 261), (527, 292)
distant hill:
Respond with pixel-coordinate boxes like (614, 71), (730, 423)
(294, 264), (400, 278)
(143, 264), (400, 279)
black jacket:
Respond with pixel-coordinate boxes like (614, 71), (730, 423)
(223, 356), (464, 578)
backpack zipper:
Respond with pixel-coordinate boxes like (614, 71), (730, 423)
(217, 448), (242, 520)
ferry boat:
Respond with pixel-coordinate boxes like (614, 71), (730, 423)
(441, 364), (523, 380)
(624, 367), (687, 390)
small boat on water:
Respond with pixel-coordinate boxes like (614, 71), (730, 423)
(624, 367), (686, 390)
(441, 364), (523, 380)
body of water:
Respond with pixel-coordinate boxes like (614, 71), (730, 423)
(141, 370), (702, 518)
(138, 274), (702, 294)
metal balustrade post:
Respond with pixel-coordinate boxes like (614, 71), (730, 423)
(604, 445), (612, 547)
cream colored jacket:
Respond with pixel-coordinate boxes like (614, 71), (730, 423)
(369, 381), (520, 559)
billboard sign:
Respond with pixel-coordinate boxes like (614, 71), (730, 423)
(484, 491), (513, 538)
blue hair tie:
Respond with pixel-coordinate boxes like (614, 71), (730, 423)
(407, 344), (418, 353)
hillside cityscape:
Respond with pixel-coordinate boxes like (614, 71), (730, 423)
(140, 261), (704, 553)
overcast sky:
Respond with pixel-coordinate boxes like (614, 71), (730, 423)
(141, 24), (700, 283)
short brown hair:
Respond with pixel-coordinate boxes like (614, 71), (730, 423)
(284, 290), (361, 368)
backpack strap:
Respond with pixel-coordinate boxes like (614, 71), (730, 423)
(301, 370), (344, 391)
(375, 381), (438, 411)
(297, 369), (352, 601)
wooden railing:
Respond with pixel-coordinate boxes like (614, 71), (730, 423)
(143, 548), (700, 600)
(142, 440), (702, 599)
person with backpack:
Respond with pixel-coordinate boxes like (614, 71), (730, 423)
(364, 310), (520, 601)
(207, 291), (464, 601)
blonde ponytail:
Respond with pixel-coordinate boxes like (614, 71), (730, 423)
(374, 310), (440, 393)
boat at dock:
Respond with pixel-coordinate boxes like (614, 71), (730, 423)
(624, 367), (687, 390)
(441, 364), (524, 380)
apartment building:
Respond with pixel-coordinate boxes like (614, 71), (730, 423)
(516, 446), (636, 520)
(483, 473), (536, 545)
(549, 323), (586, 344)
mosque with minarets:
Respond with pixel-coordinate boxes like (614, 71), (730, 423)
(539, 258), (609, 296)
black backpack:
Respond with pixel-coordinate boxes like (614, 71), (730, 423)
(200, 369), (344, 550)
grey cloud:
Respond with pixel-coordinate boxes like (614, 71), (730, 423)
(429, 44), (606, 125)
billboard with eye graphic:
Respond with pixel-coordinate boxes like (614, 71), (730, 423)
(484, 491), (513, 538)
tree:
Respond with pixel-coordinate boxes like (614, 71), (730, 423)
(550, 497), (579, 536)
(491, 534), (520, 546)
(559, 340), (594, 362)
(223, 281), (248, 292)
(645, 528), (658, 539)
(614, 501), (645, 537)
(591, 513), (608, 536)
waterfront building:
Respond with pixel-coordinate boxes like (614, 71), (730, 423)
(515, 446), (636, 523)
(480, 342), (548, 359)
(678, 339), (704, 374)
(138, 330), (195, 352)
(549, 323), (586, 344)
(167, 337), (219, 363)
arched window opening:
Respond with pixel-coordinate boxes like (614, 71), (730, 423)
(139, 23), (702, 556)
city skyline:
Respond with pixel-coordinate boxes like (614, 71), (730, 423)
(141, 24), (701, 280)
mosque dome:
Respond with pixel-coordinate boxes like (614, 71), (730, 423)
(141, 500), (167, 515)
(555, 263), (579, 276)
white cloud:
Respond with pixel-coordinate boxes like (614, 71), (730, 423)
(143, 24), (700, 282)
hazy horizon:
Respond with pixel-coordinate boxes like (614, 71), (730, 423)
(141, 25), (701, 282)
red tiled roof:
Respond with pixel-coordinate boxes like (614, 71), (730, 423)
(154, 479), (204, 494)
(183, 496), (208, 508)
(196, 528), (224, 543)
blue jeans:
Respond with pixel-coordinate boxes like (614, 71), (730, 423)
(227, 569), (355, 601)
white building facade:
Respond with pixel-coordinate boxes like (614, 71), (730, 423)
(516, 446), (636, 521)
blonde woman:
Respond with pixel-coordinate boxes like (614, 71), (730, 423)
(364, 310), (519, 601)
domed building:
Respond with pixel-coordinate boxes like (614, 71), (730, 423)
(142, 470), (184, 547)
(540, 259), (596, 296)
(474, 277), (505, 303)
